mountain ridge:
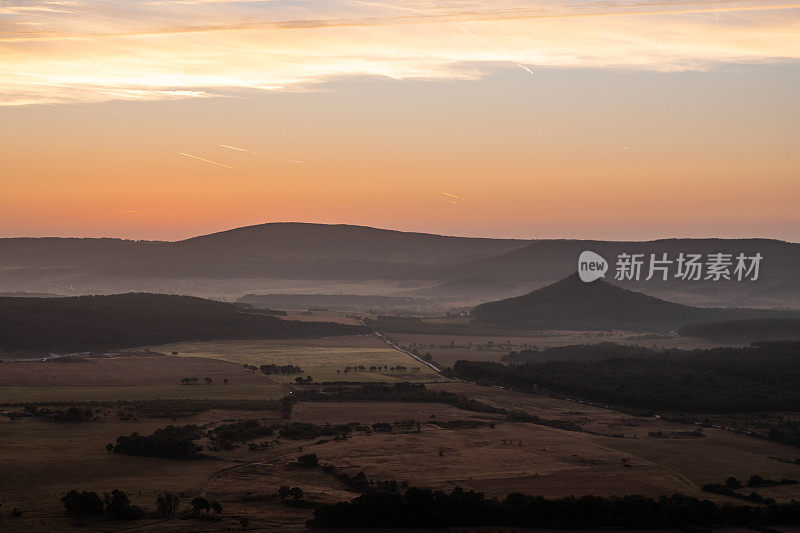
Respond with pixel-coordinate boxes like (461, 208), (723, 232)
(2, 223), (798, 308)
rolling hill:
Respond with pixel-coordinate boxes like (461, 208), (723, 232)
(447, 238), (800, 307)
(0, 293), (367, 354)
(471, 273), (800, 333)
(0, 223), (529, 282)
(2, 223), (799, 308)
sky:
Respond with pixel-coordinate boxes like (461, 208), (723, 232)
(1, 0), (799, 241)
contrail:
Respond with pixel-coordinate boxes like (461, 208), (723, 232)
(443, 191), (468, 201)
(456, 23), (489, 45)
(179, 152), (242, 171)
(220, 144), (256, 153)
(457, 23), (536, 78)
(514, 63), (535, 76)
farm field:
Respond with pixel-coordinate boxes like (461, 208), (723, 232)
(281, 310), (362, 325)
(150, 335), (439, 383)
(384, 330), (726, 368)
(0, 383), (287, 403)
(202, 397), (800, 527)
(3, 379), (800, 530)
(0, 355), (273, 387)
(0, 352), (285, 403)
(2, 342), (800, 531)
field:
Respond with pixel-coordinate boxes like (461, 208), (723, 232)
(280, 310), (362, 325)
(382, 329), (725, 368)
(3, 336), (800, 531)
(0, 355), (274, 387)
(149, 335), (440, 383)
(0, 384), (287, 403)
(0, 354), (285, 402)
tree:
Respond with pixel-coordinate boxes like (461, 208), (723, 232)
(725, 476), (742, 489)
(223, 378), (229, 385)
(278, 485), (291, 502)
(105, 442), (114, 454)
(191, 496), (211, 516)
(289, 487), (304, 501)
(204, 377), (213, 385)
(104, 489), (143, 520)
(211, 501), (223, 517)
(61, 490), (104, 524)
(297, 453), (318, 468)
(156, 491), (180, 517)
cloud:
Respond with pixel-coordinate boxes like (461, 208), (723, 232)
(220, 144), (256, 153)
(1, 0), (799, 105)
(179, 152), (242, 171)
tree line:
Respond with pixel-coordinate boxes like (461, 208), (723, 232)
(243, 363), (303, 375)
(310, 487), (800, 529)
(452, 342), (800, 413)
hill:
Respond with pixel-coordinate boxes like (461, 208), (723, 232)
(449, 238), (800, 308)
(82, 223), (530, 280)
(0, 293), (367, 354)
(471, 273), (800, 333)
(2, 224), (799, 308)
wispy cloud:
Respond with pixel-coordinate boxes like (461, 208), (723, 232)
(179, 152), (242, 171)
(1, 0), (799, 105)
(443, 192), (469, 206)
(219, 144), (256, 153)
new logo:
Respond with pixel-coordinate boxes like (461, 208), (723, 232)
(578, 250), (608, 282)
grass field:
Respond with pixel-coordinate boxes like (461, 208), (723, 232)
(383, 330), (726, 368)
(3, 334), (799, 531)
(0, 355), (274, 387)
(0, 415), (229, 531)
(3, 383), (800, 530)
(0, 384), (286, 403)
(149, 335), (439, 383)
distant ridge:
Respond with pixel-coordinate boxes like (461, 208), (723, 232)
(2, 223), (799, 308)
(472, 273), (800, 333)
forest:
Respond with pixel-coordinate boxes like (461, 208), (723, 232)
(453, 342), (800, 413)
(0, 293), (366, 353)
(678, 318), (800, 343)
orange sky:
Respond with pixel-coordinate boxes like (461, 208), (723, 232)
(1, 0), (799, 241)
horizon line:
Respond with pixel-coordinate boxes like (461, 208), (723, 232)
(1, 221), (798, 245)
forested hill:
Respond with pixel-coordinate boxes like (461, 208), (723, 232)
(0, 293), (367, 354)
(471, 273), (800, 332)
